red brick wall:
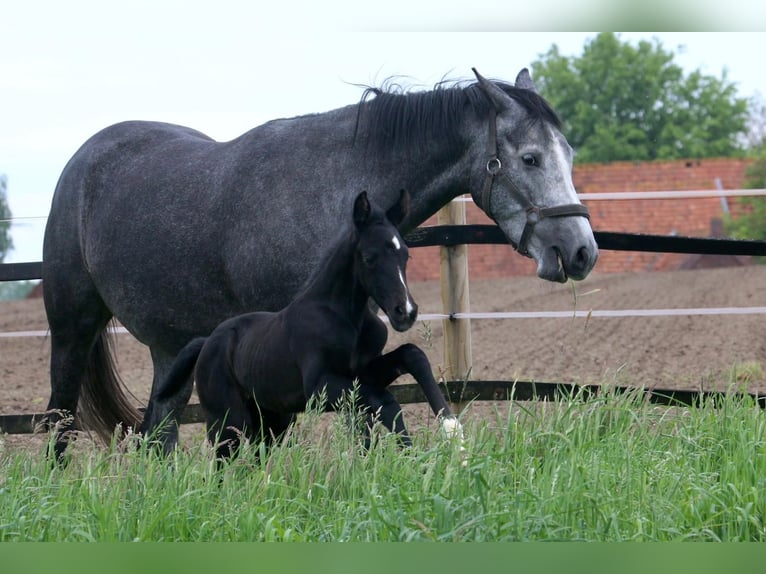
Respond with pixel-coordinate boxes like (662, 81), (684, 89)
(407, 157), (753, 281)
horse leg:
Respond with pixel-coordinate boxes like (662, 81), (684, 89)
(207, 401), (256, 461)
(139, 345), (199, 454)
(201, 389), (257, 461)
(359, 343), (453, 419)
(194, 354), (260, 460)
(254, 406), (296, 456)
(45, 313), (108, 461)
(359, 344), (465, 444)
(43, 273), (141, 460)
(306, 369), (411, 448)
(358, 386), (412, 448)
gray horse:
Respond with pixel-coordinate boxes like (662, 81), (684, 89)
(42, 68), (597, 459)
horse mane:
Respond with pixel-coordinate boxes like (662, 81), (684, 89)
(300, 224), (357, 293)
(354, 77), (562, 153)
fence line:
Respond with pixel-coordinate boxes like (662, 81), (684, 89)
(3, 191), (766, 433)
(5, 229), (765, 284)
(3, 188), (766, 225)
(449, 188), (766, 202)
(578, 189), (766, 201)
(0, 215), (48, 223)
(416, 306), (766, 321)
(4, 306), (766, 340)
(2, 379), (765, 434)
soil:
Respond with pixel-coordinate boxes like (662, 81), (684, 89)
(2, 265), (766, 450)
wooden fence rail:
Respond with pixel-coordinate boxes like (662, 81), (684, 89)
(3, 228), (766, 283)
(2, 380), (764, 435)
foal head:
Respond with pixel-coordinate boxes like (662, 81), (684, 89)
(353, 189), (417, 332)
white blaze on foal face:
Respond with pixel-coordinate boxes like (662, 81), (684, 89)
(392, 234), (415, 315)
(398, 269), (415, 315)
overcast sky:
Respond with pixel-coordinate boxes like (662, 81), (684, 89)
(2, 2), (765, 263)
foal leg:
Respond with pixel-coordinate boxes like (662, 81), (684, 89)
(303, 368), (398, 446)
(197, 374), (259, 461)
(359, 343), (453, 419)
(257, 407), (297, 449)
(205, 398), (256, 460)
(358, 386), (412, 448)
(359, 344), (465, 446)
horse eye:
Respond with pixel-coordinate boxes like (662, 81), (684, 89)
(363, 254), (378, 267)
(522, 153), (539, 167)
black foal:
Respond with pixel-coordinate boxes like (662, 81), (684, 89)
(140, 190), (461, 458)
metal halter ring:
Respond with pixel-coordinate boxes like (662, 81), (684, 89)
(486, 157), (502, 175)
(525, 206), (540, 224)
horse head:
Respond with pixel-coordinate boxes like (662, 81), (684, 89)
(353, 189), (417, 332)
(470, 68), (598, 283)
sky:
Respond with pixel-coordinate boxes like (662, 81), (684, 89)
(1, 2), (765, 263)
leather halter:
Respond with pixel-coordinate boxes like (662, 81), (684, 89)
(480, 105), (590, 257)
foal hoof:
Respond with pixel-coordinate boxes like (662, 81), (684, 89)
(440, 416), (468, 467)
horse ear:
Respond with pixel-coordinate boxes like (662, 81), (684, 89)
(353, 191), (371, 227)
(386, 189), (410, 228)
(472, 67), (510, 111)
(515, 67), (537, 92)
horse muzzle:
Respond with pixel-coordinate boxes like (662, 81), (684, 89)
(537, 238), (599, 283)
(387, 301), (418, 332)
(496, 211), (595, 282)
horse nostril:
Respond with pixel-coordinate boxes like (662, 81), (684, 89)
(576, 245), (589, 266)
(393, 303), (417, 322)
(570, 244), (597, 277)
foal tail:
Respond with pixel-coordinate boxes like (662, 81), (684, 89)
(156, 337), (207, 402)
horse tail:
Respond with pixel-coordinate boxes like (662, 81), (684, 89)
(156, 337), (207, 402)
(77, 324), (143, 444)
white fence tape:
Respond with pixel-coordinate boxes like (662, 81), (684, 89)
(4, 307), (766, 338)
(4, 189), (766, 225)
(451, 188), (766, 202)
(0, 326), (129, 339)
(415, 306), (766, 321)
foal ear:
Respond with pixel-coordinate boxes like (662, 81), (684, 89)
(472, 67), (510, 111)
(386, 189), (410, 228)
(353, 191), (371, 227)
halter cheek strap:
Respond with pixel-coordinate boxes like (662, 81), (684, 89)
(480, 105), (590, 258)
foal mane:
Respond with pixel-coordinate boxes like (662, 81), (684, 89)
(297, 202), (393, 297)
(354, 77), (562, 153)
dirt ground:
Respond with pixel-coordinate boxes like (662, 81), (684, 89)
(2, 265), (766, 449)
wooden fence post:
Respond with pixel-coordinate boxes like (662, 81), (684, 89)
(438, 197), (472, 414)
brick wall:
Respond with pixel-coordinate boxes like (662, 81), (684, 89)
(407, 157), (753, 281)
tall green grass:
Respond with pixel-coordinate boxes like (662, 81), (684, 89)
(1, 387), (765, 541)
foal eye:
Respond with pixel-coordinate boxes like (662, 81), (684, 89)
(522, 153), (539, 167)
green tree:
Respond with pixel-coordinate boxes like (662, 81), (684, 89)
(531, 33), (750, 163)
(725, 146), (766, 244)
(0, 280), (36, 301)
(0, 174), (13, 262)
(743, 92), (766, 149)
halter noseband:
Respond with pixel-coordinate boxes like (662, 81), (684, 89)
(480, 105), (590, 257)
